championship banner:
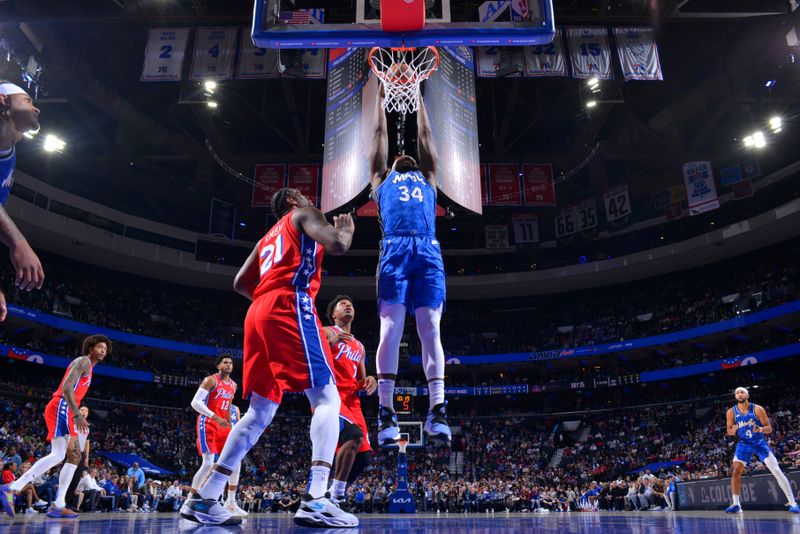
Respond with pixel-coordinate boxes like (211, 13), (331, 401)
(209, 198), (237, 239)
(252, 164), (286, 208)
(236, 27), (279, 79)
(682, 161), (720, 216)
(522, 164), (556, 206)
(523, 28), (567, 77)
(741, 160), (761, 180)
(190, 27), (238, 81)
(480, 164), (488, 206)
(612, 27), (663, 81)
(665, 202), (683, 221)
(287, 164), (320, 207)
(477, 47), (523, 78)
(567, 27), (613, 80)
(140, 28), (190, 82)
(719, 164), (743, 187)
(488, 164), (522, 206)
(603, 184), (631, 222)
(513, 213), (539, 244)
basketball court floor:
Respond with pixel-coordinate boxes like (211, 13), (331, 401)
(1, 512), (799, 533)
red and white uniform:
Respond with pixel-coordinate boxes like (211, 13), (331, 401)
(44, 357), (93, 442)
(196, 374), (236, 455)
(329, 326), (370, 453)
(243, 211), (335, 404)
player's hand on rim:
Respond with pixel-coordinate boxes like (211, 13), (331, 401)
(362, 376), (378, 395)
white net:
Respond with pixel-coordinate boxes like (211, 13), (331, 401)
(368, 47), (439, 115)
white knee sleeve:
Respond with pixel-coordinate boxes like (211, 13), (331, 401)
(415, 305), (445, 380)
(376, 302), (406, 376)
(306, 383), (341, 464)
(191, 453), (216, 489)
(216, 392), (279, 471)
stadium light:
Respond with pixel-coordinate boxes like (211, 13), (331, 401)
(587, 77), (599, 88)
(204, 80), (217, 92)
(207, 101), (218, 109)
(769, 116), (782, 133)
(43, 134), (66, 153)
(586, 100), (597, 108)
(752, 131), (766, 148)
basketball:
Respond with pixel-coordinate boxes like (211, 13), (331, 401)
(388, 62), (414, 84)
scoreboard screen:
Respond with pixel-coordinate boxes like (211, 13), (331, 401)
(395, 394), (412, 415)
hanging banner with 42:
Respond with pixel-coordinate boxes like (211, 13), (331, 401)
(603, 185), (631, 222)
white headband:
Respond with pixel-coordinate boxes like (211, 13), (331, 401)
(0, 83), (29, 97)
(735, 387), (749, 396)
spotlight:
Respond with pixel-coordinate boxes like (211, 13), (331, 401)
(207, 101), (218, 109)
(204, 80), (217, 92)
(587, 77), (599, 87)
(769, 116), (782, 133)
(764, 80), (776, 88)
(43, 134), (66, 153)
(743, 135), (754, 148)
(752, 131), (766, 148)
(586, 100), (597, 108)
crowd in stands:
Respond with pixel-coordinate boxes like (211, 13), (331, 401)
(2, 243), (799, 360)
(1, 378), (798, 515)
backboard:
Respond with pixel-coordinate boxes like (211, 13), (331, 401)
(252, 0), (555, 49)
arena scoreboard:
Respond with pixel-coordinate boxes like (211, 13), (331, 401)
(395, 393), (413, 415)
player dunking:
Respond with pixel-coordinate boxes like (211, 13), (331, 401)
(323, 295), (377, 506)
(725, 387), (800, 514)
(184, 188), (358, 527)
(370, 87), (450, 445)
(0, 81), (45, 297)
(0, 335), (111, 519)
(181, 355), (247, 519)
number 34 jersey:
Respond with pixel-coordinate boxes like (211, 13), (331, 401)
(252, 210), (324, 301)
(373, 170), (437, 238)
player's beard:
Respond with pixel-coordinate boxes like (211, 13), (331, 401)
(12, 109), (39, 135)
(737, 398), (747, 404)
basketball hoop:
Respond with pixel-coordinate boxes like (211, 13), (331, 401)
(398, 433), (410, 454)
(368, 46), (439, 116)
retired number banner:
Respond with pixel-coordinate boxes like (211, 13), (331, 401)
(567, 27), (613, 80)
(190, 27), (238, 81)
(524, 29), (567, 77)
(613, 27), (663, 81)
(141, 28), (190, 82)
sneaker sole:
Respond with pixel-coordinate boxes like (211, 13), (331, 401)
(293, 515), (358, 528)
(180, 511), (201, 523)
(46, 511), (79, 519)
(194, 511), (242, 525)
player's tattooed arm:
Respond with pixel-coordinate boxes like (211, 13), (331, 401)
(754, 405), (772, 434)
(416, 95), (439, 185)
(295, 208), (354, 256)
(61, 357), (91, 433)
(369, 85), (389, 191)
(726, 408), (737, 436)
(0, 204), (44, 291)
(233, 245), (260, 300)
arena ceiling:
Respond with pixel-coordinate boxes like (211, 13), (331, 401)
(0, 0), (797, 236)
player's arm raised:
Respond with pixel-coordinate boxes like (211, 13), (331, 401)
(0, 204), (44, 291)
(369, 86), (389, 191)
(61, 357), (91, 433)
(233, 245), (260, 300)
(726, 408), (737, 436)
(754, 405), (772, 434)
(416, 94), (439, 185)
(191, 375), (229, 428)
(294, 207), (354, 256)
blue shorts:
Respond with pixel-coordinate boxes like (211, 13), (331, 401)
(734, 440), (772, 466)
(377, 235), (446, 314)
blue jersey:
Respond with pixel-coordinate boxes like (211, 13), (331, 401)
(0, 146), (15, 206)
(373, 170), (437, 237)
(733, 403), (766, 445)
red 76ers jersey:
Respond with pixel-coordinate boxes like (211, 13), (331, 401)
(205, 374), (236, 419)
(252, 211), (324, 301)
(329, 326), (365, 394)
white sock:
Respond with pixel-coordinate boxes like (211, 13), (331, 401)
(200, 469), (231, 501)
(378, 379), (395, 409)
(428, 379), (445, 409)
(330, 479), (347, 498)
(732, 494), (740, 506)
(307, 466), (330, 499)
(54, 463), (78, 508)
(226, 487), (237, 506)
